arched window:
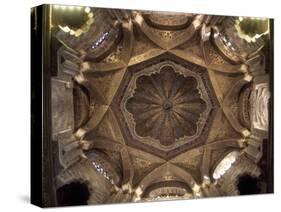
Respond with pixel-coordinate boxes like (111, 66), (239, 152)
(213, 151), (238, 180)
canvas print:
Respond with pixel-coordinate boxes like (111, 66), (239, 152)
(31, 4), (273, 207)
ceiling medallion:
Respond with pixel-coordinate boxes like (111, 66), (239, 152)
(121, 61), (212, 151)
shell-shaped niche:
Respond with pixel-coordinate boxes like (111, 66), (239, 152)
(126, 65), (207, 146)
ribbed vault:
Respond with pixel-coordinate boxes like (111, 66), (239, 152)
(50, 5), (272, 205)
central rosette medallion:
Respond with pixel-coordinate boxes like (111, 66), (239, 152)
(123, 63), (207, 147)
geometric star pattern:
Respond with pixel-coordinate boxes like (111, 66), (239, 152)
(51, 7), (271, 204)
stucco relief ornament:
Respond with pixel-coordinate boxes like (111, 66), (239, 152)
(125, 64), (207, 146)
